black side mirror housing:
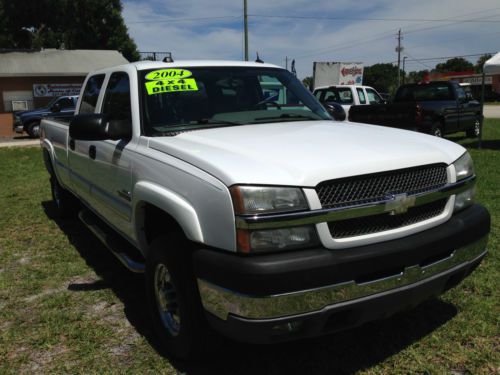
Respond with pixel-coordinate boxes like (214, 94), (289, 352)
(69, 113), (132, 141)
(323, 101), (347, 121)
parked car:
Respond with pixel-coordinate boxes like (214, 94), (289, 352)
(13, 95), (78, 138)
(41, 61), (490, 359)
(348, 81), (482, 138)
(313, 85), (385, 119)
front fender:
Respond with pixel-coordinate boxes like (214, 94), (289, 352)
(133, 181), (204, 246)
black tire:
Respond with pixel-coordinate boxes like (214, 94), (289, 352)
(465, 118), (481, 138)
(50, 176), (79, 218)
(146, 233), (214, 359)
(431, 122), (443, 138)
(27, 121), (41, 138)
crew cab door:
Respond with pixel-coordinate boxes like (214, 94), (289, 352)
(68, 74), (106, 202)
(87, 72), (134, 223)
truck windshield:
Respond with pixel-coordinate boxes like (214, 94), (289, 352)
(140, 67), (331, 136)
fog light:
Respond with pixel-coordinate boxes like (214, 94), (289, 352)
(454, 186), (476, 213)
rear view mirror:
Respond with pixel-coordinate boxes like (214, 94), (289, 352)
(69, 114), (131, 141)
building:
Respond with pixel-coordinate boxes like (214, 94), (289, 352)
(426, 70), (500, 101)
(0, 49), (129, 136)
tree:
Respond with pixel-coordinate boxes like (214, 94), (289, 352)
(407, 70), (429, 84)
(302, 76), (313, 90)
(0, 0), (139, 61)
(363, 63), (402, 93)
(475, 54), (493, 73)
(434, 57), (473, 73)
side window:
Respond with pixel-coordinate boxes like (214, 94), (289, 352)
(356, 88), (367, 104)
(455, 86), (467, 102)
(102, 72), (132, 129)
(366, 88), (383, 104)
(55, 97), (74, 109)
(313, 89), (324, 101)
(79, 74), (105, 114)
(323, 90), (338, 102)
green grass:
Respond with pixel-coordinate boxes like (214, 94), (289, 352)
(0, 122), (498, 374)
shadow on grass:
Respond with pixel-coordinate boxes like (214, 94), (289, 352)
(447, 135), (500, 151)
(42, 201), (458, 375)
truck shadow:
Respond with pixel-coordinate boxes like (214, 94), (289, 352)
(42, 201), (458, 375)
(447, 135), (500, 151)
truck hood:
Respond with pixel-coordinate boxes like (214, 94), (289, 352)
(148, 121), (466, 187)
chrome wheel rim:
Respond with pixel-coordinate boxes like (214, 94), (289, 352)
(474, 120), (480, 136)
(32, 124), (40, 137)
(154, 263), (181, 336)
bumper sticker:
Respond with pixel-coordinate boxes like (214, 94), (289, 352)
(145, 68), (192, 80)
(145, 78), (199, 95)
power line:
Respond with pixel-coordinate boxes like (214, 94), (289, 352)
(127, 15), (241, 24)
(248, 14), (500, 23)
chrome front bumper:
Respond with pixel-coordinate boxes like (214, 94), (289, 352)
(197, 235), (488, 321)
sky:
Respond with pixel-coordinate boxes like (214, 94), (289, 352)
(122, 0), (500, 79)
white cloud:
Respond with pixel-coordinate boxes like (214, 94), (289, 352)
(123, 0), (500, 78)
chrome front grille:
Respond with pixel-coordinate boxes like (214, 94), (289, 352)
(316, 164), (448, 209)
(328, 199), (448, 238)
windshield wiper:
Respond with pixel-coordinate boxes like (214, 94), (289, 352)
(254, 113), (321, 121)
(196, 118), (243, 126)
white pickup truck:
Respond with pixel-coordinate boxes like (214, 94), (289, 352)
(313, 84), (385, 118)
(41, 60), (490, 359)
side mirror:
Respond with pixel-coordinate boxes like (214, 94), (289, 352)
(69, 113), (131, 141)
(324, 101), (347, 121)
(51, 103), (61, 112)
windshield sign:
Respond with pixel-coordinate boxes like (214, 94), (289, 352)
(140, 67), (331, 136)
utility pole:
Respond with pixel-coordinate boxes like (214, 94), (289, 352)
(396, 29), (403, 86)
(285, 56), (288, 70)
(402, 56), (407, 84)
(244, 0), (248, 61)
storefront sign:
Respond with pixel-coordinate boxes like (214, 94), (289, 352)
(33, 84), (82, 97)
(461, 76), (493, 85)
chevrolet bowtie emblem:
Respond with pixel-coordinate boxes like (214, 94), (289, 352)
(385, 193), (416, 215)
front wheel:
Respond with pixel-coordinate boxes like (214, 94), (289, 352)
(465, 119), (481, 138)
(146, 234), (214, 359)
(27, 121), (41, 138)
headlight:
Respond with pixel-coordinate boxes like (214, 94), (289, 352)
(230, 185), (317, 253)
(230, 186), (308, 215)
(452, 152), (475, 212)
(453, 152), (474, 181)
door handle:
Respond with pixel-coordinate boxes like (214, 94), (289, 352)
(69, 139), (75, 150)
(89, 145), (96, 160)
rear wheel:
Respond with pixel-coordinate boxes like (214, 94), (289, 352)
(465, 118), (481, 138)
(27, 121), (41, 138)
(50, 176), (79, 218)
(146, 233), (214, 359)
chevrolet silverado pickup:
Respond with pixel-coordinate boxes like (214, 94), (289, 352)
(348, 81), (482, 138)
(40, 61), (490, 359)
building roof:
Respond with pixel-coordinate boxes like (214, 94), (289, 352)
(0, 49), (129, 77)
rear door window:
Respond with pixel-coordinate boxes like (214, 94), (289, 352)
(356, 88), (367, 104)
(79, 74), (105, 114)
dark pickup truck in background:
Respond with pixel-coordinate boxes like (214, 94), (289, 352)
(13, 95), (78, 138)
(348, 81), (482, 138)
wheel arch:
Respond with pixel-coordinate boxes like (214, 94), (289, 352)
(133, 181), (204, 257)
